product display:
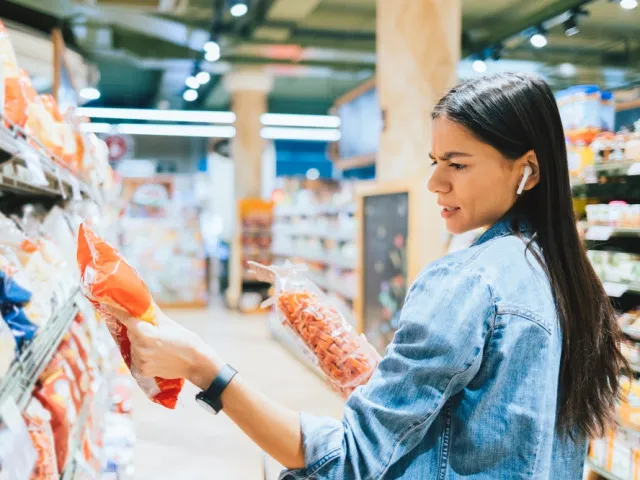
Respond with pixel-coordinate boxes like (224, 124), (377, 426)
(77, 224), (184, 409)
(252, 262), (379, 397)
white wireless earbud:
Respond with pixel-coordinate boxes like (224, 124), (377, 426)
(517, 166), (532, 196)
(516, 165), (533, 195)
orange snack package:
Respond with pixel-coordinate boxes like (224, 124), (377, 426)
(0, 21), (26, 126)
(251, 262), (380, 397)
(23, 398), (59, 480)
(76, 223), (184, 409)
(33, 354), (80, 473)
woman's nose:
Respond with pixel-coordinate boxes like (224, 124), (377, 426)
(427, 165), (451, 194)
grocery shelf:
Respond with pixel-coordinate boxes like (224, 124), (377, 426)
(61, 379), (105, 480)
(594, 160), (640, 176)
(274, 204), (356, 218)
(602, 281), (640, 298)
(0, 288), (81, 411)
(585, 225), (640, 241)
(586, 459), (625, 480)
(273, 250), (356, 270)
(272, 226), (355, 242)
(623, 326), (640, 341)
(0, 118), (94, 202)
(630, 362), (640, 374)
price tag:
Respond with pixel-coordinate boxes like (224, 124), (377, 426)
(17, 142), (47, 186)
(603, 282), (628, 298)
(628, 163), (640, 176)
(54, 166), (67, 199)
(69, 174), (82, 201)
(586, 226), (613, 241)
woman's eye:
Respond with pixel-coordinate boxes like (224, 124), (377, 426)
(450, 163), (467, 171)
(430, 160), (437, 167)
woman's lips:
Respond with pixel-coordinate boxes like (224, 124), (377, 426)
(440, 207), (460, 219)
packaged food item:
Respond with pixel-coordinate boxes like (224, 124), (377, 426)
(25, 85), (63, 159)
(33, 354), (80, 472)
(57, 336), (90, 405)
(23, 398), (59, 480)
(0, 316), (16, 377)
(0, 21), (26, 127)
(76, 223), (184, 409)
(251, 262), (380, 397)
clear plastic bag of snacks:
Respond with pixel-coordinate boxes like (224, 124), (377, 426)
(250, 261), (380, 397)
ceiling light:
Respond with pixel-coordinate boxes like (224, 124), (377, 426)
(563, 17), (579, 36)
(78, 122), (112, 134)
(620, 0), (638, 9)
(183, 89), (198, 102)
(204, 40), (219, 53)
(185, 76), (200, 89)
(79, 87), (101, 101)
(76, 107), (236, 124)
(196, 71), (211, 85)
(260, 113), (341, 128)
(530, 32), (548, 49)
(306, 168), (320, 181)
(261, 127), (342, 142)
(116, 124), (236, 138)
(558, 62), (577, 78)
(230, 1), (248, 17)
(472, 59), (487, 73)
(205, 48), (221, 62)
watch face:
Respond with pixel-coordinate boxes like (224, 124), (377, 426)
(196, 396), (218, 415)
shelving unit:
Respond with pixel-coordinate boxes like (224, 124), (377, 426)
(0, 116), (96, 203)
(272, 201), (357, 308)
(0, 288), (80, 411)
(587, 459), (626, 480)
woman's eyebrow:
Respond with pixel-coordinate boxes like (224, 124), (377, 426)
(429, 151), (473, 161)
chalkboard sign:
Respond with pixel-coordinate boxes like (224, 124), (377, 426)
(361, 192), (409, 352)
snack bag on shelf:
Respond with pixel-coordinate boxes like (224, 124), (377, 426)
(34, 354), (80, 473)
(25, 85), (64, 159)
(0, 21), (26, 127)
(23, 398), (60, 480)
(250, 261), (380, 397)
(76, 223), (184, 409)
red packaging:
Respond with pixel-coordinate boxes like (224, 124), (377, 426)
(33, 355), (80, 472)
(76, 223), (183, 408)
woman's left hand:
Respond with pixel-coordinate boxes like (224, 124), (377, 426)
(110, 306), (223, 388)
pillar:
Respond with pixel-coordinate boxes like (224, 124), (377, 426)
(223, 69), (273, 309)
(224, 70), (274, 200)
(376, 0), (461, 266)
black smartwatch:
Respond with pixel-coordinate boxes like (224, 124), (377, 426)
(195, 364), (238, 415)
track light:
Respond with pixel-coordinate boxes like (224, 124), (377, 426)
(563, 16), (579, 36)
(230, 0), (248, 17)
(530, 27), (548, 48)
(183, 89), (198, 102)
(620, 0), (638, 9)
(185, 76), (200, 89)
(196, 72), (211, 85)
(472, 59), (487, 73)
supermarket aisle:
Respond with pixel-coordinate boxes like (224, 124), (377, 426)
(131, 305), (345, 480)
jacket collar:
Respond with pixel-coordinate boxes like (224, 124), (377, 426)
(473, 213), (533, 247)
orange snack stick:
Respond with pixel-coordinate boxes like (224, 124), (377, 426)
(251, 262), (380, 397)
(76, 223), (184, 409)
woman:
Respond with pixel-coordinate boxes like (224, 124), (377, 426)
(117, 73), (627, 478)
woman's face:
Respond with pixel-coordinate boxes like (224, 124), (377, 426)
(428, 117), (526, 235)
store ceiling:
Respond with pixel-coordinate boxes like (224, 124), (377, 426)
(2, 0), (639, 113)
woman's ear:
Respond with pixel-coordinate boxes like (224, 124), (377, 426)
(520, 150), (540, 192)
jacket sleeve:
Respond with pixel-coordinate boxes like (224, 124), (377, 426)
(279, 264), (495, 480)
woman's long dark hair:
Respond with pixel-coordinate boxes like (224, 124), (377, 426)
(433, 72), (628, 438)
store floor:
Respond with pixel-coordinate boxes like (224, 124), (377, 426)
(131, 304), (345, 480)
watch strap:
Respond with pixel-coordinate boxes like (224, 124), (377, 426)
(200, 364), (238, 413)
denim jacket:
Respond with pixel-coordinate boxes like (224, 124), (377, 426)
(281, 216), (587, 479)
